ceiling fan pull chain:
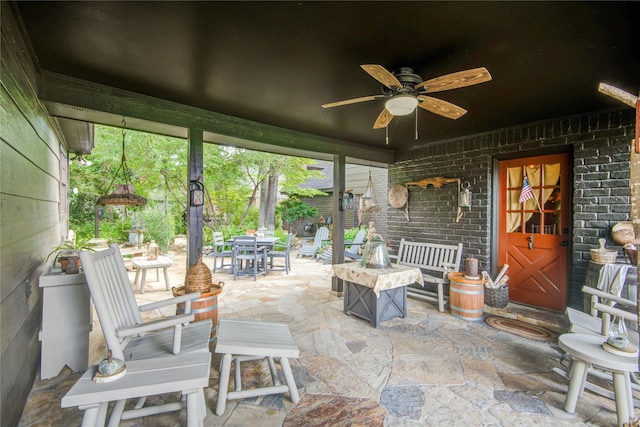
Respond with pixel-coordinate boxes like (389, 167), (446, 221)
(385, 126), (389, 145)
(415, 109), (419, 140)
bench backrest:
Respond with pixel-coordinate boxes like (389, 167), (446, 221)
(397, 239), (463, 277)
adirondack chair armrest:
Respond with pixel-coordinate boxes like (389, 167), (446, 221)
(115, 313), (196, 339)
(592, 302), (638, 323)
(138, 293), (202, 312)
(581, 286), (637, 308)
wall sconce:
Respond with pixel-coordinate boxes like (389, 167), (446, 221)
(340, 191), (354, 211)
(458, 181), (472, 208)
(189, 180), (205, 207)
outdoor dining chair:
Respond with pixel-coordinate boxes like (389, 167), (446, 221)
(207, 231), (233, 272)
(268, 233), (295, 274)
(232, 235), (268, 281)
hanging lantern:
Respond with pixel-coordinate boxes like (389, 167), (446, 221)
(189, 180), (205, 207)
(458, 181), (472, 208)
(97, 119), (147, 207)
(361, 169), (381, 213)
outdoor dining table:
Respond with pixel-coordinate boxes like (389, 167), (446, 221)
(331, 263), (424, 327)
(227, 236), (280, 276)
(225, 236), (280, 248)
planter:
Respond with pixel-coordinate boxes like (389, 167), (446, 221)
(173, 284), (224, 343)
(485, 285), (509, 308)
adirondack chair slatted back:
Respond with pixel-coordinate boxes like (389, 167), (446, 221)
(315, 226), (329, 247)
(297, 226), (329, 258)
(346, 229), (366, 253)
(80, 244), (143, 359)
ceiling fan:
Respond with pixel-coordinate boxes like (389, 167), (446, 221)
(322, 65), (492, 129)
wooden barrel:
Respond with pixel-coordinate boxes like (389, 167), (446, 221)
(448, 272), (484, 321)
(173, 283), (223, 343)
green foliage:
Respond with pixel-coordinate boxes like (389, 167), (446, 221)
(69, 192), (96, 224)
(69, 125), (326, 243)
(277, 197), (317, 228)
(143, 208), (176, 251)
(45, 236), (96, 265)
(345, 226), (365, 242)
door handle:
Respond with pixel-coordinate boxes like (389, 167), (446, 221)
(528, 234), (534, 250)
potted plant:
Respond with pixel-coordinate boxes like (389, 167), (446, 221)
(46, 237), (96, 273)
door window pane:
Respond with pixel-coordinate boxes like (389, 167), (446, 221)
(506, 163), (560, 234)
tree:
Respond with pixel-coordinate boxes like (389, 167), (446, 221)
(277, 196), (318, 231)
(70, 124), (327, 242)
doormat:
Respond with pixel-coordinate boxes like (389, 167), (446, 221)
(485, 316), (557, 342)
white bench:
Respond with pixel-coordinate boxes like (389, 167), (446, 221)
(394, 239), (464, 312)
(132, 255), (173, 293)
(61, 352), (211, 427)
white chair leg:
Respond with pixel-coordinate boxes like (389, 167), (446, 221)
(613, 372), (632, 427)
(564, 360), (589, 413)
(79, 403), (102, 427)
(280, 357), (299, 403)
(163, 267), (170, 290)
(185, 388), (204, 427)
(140, 270), (147, 293)
(107, 399), (126, 427)
(437, 283), (444, 312)
(267, 357), (280, 386)
(234, 357), (242, 391)
(216, 353), (232, 415)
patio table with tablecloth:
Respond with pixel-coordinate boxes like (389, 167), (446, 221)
(331, 263), (423, 327)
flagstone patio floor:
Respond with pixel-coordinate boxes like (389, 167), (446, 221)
(17, 245), (631, 426)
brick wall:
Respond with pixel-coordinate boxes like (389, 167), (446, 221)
(390, 109), (635, 309)
(295, 166), (389, 239)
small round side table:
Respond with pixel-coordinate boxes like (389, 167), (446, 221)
(558, 333), (639, 427)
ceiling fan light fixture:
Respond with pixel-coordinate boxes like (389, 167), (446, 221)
(385, 95), (418, 116)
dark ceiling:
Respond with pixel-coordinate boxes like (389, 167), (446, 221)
(15, 1), (640, 152)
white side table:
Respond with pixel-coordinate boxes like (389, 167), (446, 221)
(214, 319), (299, 415)
(62, 352), (210, 427)
(559, 333), (639, 427)
(132, 255), (173, 293)
(39, 267), (91, 379)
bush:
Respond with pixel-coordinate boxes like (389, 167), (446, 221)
(144, 208), (175, 251)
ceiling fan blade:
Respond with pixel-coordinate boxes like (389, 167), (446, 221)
(418, 96), (468, 119)
(361, 64), (402, 89)
(373, 108), (394, 129)
(322, 95), (383, 108)
(415, 67), (492, 93)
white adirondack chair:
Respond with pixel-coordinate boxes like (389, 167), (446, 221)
(317, 228), (367, 264)
(344, 229), (366, 261)
(555, 285), (640, 406)
(78, 244), (212, 425)
(297, 226), (329, 258)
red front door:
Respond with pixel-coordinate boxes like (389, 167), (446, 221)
(498, 154), (570, 310)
